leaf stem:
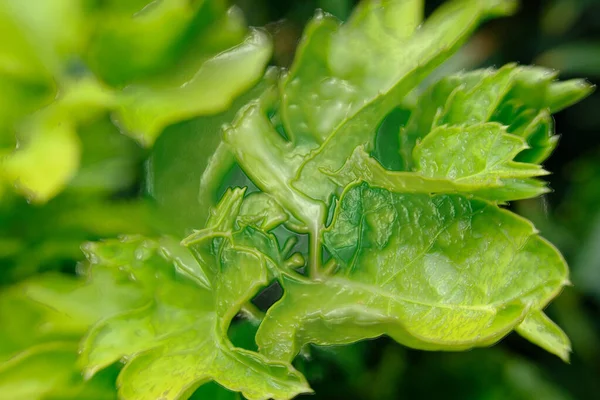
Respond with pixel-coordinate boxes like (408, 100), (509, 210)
(309, 224), (322, 279)
(322, 258), (338, 276)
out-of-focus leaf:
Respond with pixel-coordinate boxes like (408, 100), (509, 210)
(85, 0), (225, 85)
(114, 26), (273, 145)
(68, 117), (144, 194)
(0, 0), (88, 82)
(2, 77), (115, 202)
(148, 69), (278, 234)
(537, 42), (600, 78)
(0, 1), (274, 202)
(0, 343), (118, 400)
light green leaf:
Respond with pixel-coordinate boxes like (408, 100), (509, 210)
(414, 123), (548, 184)
(291, 0), (517, 203)
(280, 0), (423, 144)
(1, 77), (115, 202)
(224, 99), (325, 230)
(114, 26), (273, 145)
(400, 65), (594, 170)
(516, 310), (571, 362)
(0, 343), (117, 400)
(227, 0), (515, 227)
(0, 1), (273, 202)
(2, 119), (80, 203)
(0, 0), (88, 83)
(77, 235), (310, 400)
(182, 188), (303, 277)
(148, 68), (278, 234)
(331, 146), (549, 202)
(256, 183), (568, 362)
(238, 192), (289, 231)
(493, 103), (558, 164)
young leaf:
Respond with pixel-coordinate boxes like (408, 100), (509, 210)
(400, 65), (594, 170)
(256, 183), (569, 362)
(226, 0), (518, 228)
(413, 123), (548, 185)
(224, 98), (326, 230)
(280, 0), (423, 145)
(515, 310), (571, 362)
(77, 235), (310, 400)
(290, 0), (518, 203)
(182, 188), (302, 278)
(331, 146), (549, 202)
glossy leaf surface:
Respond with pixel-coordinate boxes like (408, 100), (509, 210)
(257, 183), (569, 361)
(77, 230), (308, 399)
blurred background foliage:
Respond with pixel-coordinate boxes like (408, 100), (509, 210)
(1, 0), (600, 399)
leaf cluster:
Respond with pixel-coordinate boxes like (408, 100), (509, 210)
(0, 1), (593, 399)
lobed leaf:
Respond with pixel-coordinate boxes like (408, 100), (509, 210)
(290, 0), (518, 203)
(331, 146), (549, 202)
(256, 183), (569, 362)
(78, 234), (310, 400)
(226, 0), (518, 226)
(414, 123), (548, 186)
(400, 64), (594, 170)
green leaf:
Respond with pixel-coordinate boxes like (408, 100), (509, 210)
(224, 98), (326, 230)
(256, 183), (568, 362)
(2, 77), (115, 202)
(400, 65), (594, 170)
(148, 69), (278, 234)
(536, 42), (600, 78)
(0, 1), (273, 202)
(0, 0), (88, 83)
(0, 343), (117, 400)
(114, 26), (273, 145)
(77, 234), (310, 400)
(182, 188), (303, 277)
(290, 0), (517, 203)
(280, 0), (423, 145)
(226, 0), (516, 229)
(331, 146), (549, 202)
(238, 192), (289, 231)
(516, 310), (571, 362)
(85, 0), (224, 85)
(414, 123), (548, 184)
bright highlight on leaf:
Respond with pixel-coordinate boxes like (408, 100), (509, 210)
(0, 0), (594, 399)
